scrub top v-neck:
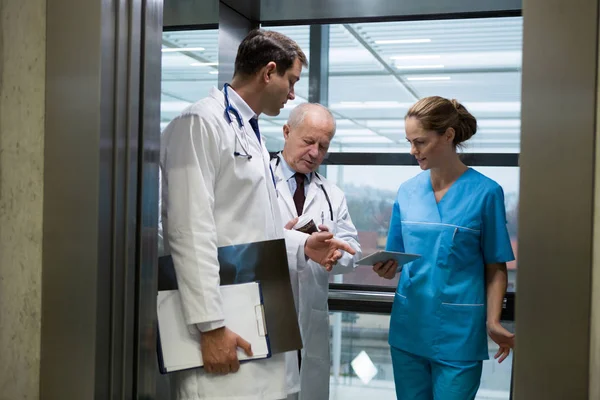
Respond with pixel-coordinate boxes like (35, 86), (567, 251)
(386, 168), (514, 361)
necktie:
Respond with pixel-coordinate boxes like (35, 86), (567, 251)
(247, 117), (277, 187)
(293, 173), (305, 216)
(248, 117), (261, 143)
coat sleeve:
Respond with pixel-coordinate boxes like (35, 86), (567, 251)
(284, 229), (309, 270)
(329, 191), (362, 275)
(162, 114), (224, 329)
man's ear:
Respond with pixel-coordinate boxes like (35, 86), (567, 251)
(283, 124), (290, 140)
(263, 62), (277, 82)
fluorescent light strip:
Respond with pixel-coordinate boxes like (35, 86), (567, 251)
(190, 62), (218, 66)
(209, 71), (219, 74)
(390, 55), (441, 60)
(375, 39), (431, 44)
(332, 101), (402, 109)
(396, 64), (445, 69)
(162, 47), (205, 52)
(406, 76), (451, 81)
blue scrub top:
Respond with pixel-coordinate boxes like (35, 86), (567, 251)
(386, 168), (514, 361)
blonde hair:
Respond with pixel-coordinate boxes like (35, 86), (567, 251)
(406, 96), (477, 147)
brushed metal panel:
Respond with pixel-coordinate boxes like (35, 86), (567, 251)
(514, 0), (598, 398)
(163, 0), (218, 28)
(41, 0), (158, 398)
(136, 0), (163, 397)
(218, 2), (256, 89)
(221, 0), (260, 22)
(590, 13), (600, 399)
(259, 0), (521, 23)
(42, 0), (105, 396)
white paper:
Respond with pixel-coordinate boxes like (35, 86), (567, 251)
(157, 282), (269, 373)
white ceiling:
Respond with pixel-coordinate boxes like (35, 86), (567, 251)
(161, 16), (523, 153)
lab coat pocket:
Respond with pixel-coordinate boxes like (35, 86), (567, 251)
(304, 309), (330, 359)
(439, 303), (487, 361)
(322, 220), (336, 235)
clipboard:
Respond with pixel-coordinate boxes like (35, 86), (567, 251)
(357, 250), (421, 270)
(158, 239), (302, 355)
(156, 282), (270, 374)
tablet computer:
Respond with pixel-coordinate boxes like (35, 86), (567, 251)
(357, 250), (420, 267)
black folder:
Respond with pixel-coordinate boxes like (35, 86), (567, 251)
(158, 238), (302, 355)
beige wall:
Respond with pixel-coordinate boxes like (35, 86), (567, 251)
(0, 0), (46, 399)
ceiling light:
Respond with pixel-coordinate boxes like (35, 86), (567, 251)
(396, 64), (444, 69)
(162, 47), (205, 52)
(190, 62), (218, 66)
(209, 71), (219, 74)
(339, 137), (393, 144)
(406, 76), (451, 81)
(375, 39), (431, 45)
(332, 101), (402, 109)
(390, 54), (441, 60)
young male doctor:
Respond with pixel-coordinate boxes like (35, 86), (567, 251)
(271, 103), (362, 400)
(160, 30), (356, 400)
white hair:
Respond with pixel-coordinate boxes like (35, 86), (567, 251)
(286, 102), (336, 135)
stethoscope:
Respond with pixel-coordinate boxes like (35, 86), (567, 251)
(270, 154), (334, 222)
(223, 83), (252, 160)
(223, 83), (276, 187)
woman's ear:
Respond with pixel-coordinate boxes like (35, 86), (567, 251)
(445, 127), (456, 144)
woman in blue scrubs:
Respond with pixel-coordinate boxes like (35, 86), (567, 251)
(373, 96), (515, 400)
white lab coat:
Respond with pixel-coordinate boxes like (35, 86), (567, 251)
(161, 87), (308, 400)
(270, 154), (362, 400)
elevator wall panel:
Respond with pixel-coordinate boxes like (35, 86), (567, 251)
(515, 0), (598, 398)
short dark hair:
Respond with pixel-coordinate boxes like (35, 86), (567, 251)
(234, 29), (308, 77)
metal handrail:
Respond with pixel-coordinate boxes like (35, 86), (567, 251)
(328, 286), (516, 321)
(328, 289), (394, 303)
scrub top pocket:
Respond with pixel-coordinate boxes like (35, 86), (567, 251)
(445, 226), (483, 272)
(447, 226), (481, 270)
(443, 226), (485, 304)
(391, 291), (409, 324)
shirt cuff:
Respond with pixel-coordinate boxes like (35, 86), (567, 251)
(196, 320), (225, 333)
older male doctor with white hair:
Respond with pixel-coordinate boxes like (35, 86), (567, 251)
(270, 103), (362, 400)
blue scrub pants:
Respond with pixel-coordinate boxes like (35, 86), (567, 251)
(390, 346), (483, 400)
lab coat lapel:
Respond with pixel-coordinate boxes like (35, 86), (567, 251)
(304, 175), (320, 215)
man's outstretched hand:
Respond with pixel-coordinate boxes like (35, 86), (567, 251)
(305, 231), (356, 271)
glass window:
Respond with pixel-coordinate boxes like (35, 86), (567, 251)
(326, 165), (518, 292)
(326, 17), (523, 153)
(161, 29), (220, 131)
(160, 26), (310, 144)
(329, 312), (514, 399)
